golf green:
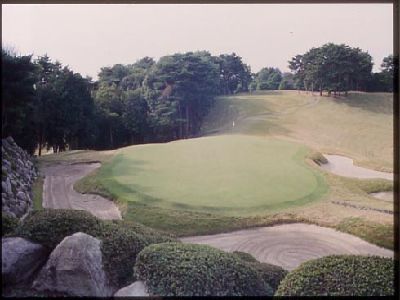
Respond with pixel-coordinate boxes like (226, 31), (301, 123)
(99, 135), (327, 216)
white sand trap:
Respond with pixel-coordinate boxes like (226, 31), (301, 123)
(370, 191), (393, 202)
(181, 223), (393, 271)
(42, 163), (121, 220)
(320, 154), (393, 180)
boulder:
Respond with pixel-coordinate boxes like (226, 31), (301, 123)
(114, 281), (149, 297)
(32, 232), (112, 297)
(2, 237), (49, 285)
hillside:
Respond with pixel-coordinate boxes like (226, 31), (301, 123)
(201, 91), (393, 172)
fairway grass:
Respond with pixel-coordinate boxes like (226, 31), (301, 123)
(88, 135), (328, 216)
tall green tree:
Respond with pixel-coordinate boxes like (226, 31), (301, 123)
(253, 67), (282, 90)
(1, 49), (37, 153)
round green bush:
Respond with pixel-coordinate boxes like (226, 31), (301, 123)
(275, 255), (394, 296)
(2, 214), (19, 236)
(134, 243), (273, 296)
(13, 209), (102, 249)
(97, 221), (177, 288)
(232, 251), (288, 292)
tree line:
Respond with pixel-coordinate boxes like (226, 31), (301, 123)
(2, 50), (252, 154)
(1, 43), (394, 155)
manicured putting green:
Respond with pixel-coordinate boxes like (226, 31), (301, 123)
(99, 135), (327, 216)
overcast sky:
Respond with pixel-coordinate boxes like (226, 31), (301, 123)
(2, 3), (393, 79)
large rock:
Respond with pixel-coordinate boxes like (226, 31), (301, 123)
(32, 232), (112, 297)
(2, 237), (49, 285)
(114, 281), (149, 297)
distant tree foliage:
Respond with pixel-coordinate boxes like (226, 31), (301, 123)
(279, 73), (295, 90)
(366, 55), (394, 92)
(288, 43), (376, 96)
(253, 67), (282, 90)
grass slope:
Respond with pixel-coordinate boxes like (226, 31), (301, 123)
(202, 91), (393, 171)
(88, 135), (327, 216)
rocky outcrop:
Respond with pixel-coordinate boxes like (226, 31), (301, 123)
(2, 237), (49, 285)
(114, 281), (149, 297)
(32, 232), (113, 297)
(2, 137), (37, 218)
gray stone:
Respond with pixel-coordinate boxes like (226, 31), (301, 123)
(1, 181), (7, 192)
(114, 281), (150, 297)
(16, 191), (26, 201)
(5, 177), (12, 194)
(2, 237), (49, 285)
(32, 232), (113, 297)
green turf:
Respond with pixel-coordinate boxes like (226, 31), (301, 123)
(94, 135), (327, 216)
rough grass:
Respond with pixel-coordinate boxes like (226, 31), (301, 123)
(32, 176), (44, 210)
(79, 135), (328, 217)
(335, 217), (393, 250)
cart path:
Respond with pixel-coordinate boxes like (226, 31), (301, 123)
(181, 223), (393, 270)
(42, 162), (121, 220)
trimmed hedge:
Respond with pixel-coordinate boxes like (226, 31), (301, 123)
(275, 255), (394, 296)
(2, 214), (19, 236)
(97, 221), (177, 288)
(134, 243), (274, 296)
(232, 251), (288, 292)
(12, 209), (177, 289)
(13, 209), (102, 248)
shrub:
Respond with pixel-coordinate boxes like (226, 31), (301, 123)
(275, 255), (394, 296)
(108, 219), (176, 244)
(13, 209), (178, 289)
(2, 214), (19, 236)
(13, 209), (102, 249)
(134, 243), (273, 296)
(97, 221), (177, 288)
(233, 251), (288, 292)
(232, 251), (258, 262)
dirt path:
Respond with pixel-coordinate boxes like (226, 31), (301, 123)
(41, 163), (121, 220)
(320, 154), (393, 180)
(181, 223), (392, 271)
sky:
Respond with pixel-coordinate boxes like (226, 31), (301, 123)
(2, 3), (393, 79)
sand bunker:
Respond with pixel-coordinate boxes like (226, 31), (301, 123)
(42, 163), (121, 220)
(320, 154), (393, 180)
(181, 223), (392, 271)
(370, 191), (393, 202)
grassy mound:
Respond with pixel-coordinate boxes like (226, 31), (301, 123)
(13, 209), (177, 289)
(134, 243), (274, 296)
(2, 214), (19, 236)
(275, 255), (394, 296)
(91, 135), (327, 216)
